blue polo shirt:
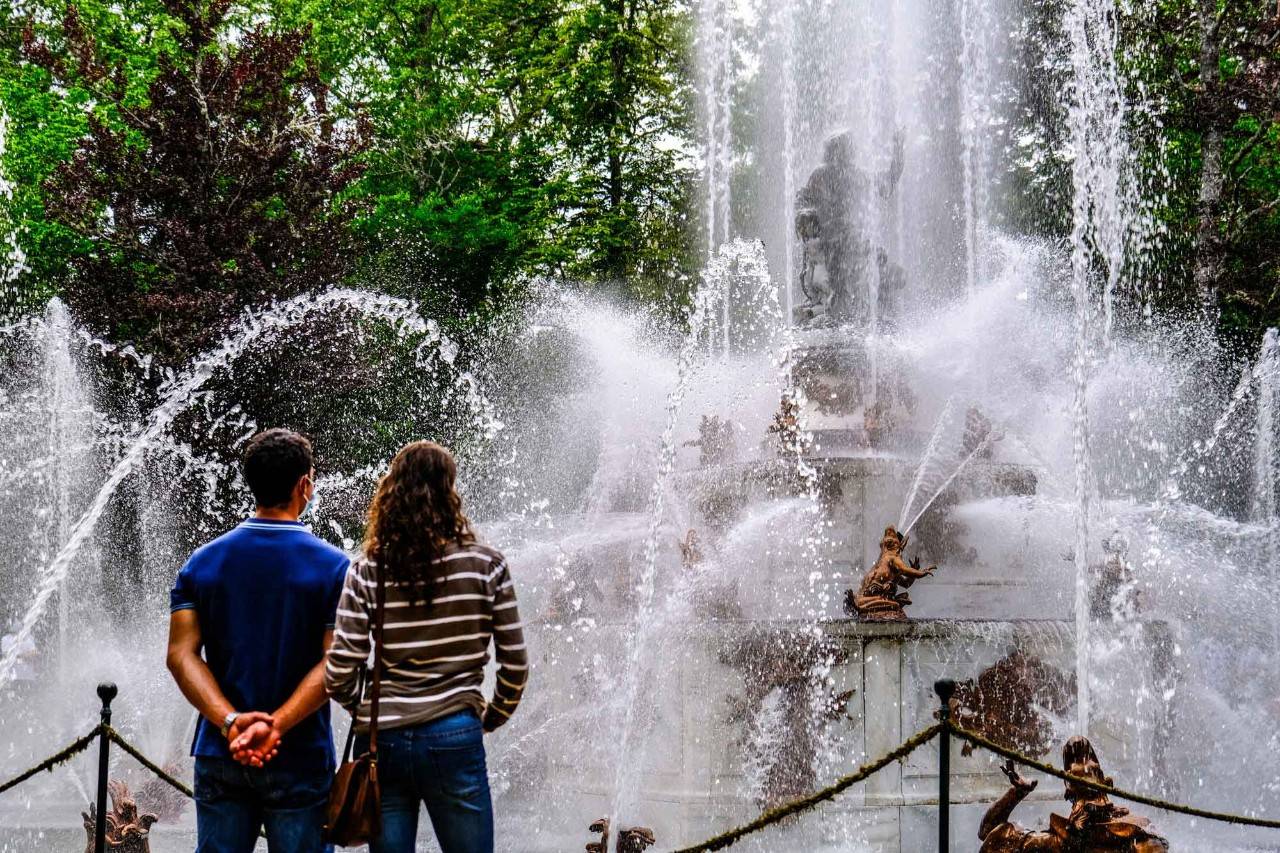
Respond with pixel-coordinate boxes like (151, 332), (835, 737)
(170, 518), (350, 772)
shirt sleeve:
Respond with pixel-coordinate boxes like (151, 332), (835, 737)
(169, 561), (197, 613)
(324, 561), (371, 709)
(324, 557), (350, 629)
(483, 556), (528, 732)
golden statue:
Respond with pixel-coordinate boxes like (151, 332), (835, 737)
(844, 526), (936, 621)
(979, 738), (1168, 852)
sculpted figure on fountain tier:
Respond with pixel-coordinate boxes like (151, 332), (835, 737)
(82, 781), (158, 853)
(793, 129), (906, 327)
(768, 392), (811, 455)
(683, 414), (737, 467)
(978, 740), (1169, 853)
(844, 526), (937, 621)
(1090, 533), (1139, 622)
(585, 818), (656, 853)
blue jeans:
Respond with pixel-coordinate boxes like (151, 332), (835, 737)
(355, 710), (493, 853)
(193, 756), (332, 853)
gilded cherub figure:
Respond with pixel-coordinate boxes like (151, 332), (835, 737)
(844, 526), (936, 621)
(978, 739), (1169, 852)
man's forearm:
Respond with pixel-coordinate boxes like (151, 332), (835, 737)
(273, 661), (330, 734)
(168, 650), (235, 728)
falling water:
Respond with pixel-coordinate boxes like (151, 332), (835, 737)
(958, 0), (993, 296)
(699, 0), (734, 256)
(1063, 0), (1142, 732)
(776, 0), (798, 325)
(898, 397), (957, 531)
(609, 265), (722, 827)
(0, 289), (495, 686)
(1254, 329), (1279, 528)
(39, 300), (88, 673)
(1256, 329), (1280, 676)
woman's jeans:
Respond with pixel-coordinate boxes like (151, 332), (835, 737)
(355, 710), (494, 853)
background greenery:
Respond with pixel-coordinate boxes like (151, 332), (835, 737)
(1, 0), (1277, 359)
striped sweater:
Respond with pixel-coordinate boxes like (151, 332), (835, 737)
(323, 542), (528, 733)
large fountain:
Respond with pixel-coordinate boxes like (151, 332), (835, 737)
(3, 0), (1280, 851)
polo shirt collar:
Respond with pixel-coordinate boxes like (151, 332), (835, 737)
(239, 517), (306, 530)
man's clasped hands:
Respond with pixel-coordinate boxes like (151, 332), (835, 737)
(226, 712), (284, 768)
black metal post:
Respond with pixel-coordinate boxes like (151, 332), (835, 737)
(94, 682), (117, 853)
(935, 679), (956, 853)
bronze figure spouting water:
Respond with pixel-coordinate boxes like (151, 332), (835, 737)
(845, 525), (938, 621)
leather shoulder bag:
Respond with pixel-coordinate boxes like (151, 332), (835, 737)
(324, 562), (386, 845)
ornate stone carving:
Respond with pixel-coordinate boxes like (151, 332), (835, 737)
(1090, 533), (1139, 622)
(962, 406), (1000, 459)
(911, 489), (977, 567)
(767, 392), (811, 455)
(945, 650), (1075, 757)
(679, 529), (744, 620)
(82, 781), (157, 853)
(720, 628), (853, 810)
(684, 415), (737, 467)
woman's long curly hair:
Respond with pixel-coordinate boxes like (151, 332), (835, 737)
(364, 441), (475, 602)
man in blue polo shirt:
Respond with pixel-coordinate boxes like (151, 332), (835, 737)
(167, 429), (349, 852)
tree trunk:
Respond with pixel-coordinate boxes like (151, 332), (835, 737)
(604, 0), (629, 283)
(1193, 0), (1224, 319)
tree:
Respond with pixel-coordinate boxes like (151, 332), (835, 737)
(554, 0), (698, 302)
(277, 0), (698, 319)
(1134, 1), (1280, 332)
(20, 0), (365, 358)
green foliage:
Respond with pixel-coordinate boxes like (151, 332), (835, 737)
(1124, 0), (1280, 332)
(2, 0), (699, 347)
(275, 0), (698, 321)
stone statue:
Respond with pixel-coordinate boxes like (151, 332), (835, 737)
(546, 551), (605, 621)
(978, 740), (1169, 853)
(844, 526), (936, 621)
(720, 627), (853, 809)
(683, 414), (737, 466)
(679, 528), (703, 567)
(963, 407), (1000, 459)
(82, 781), (158, 853)
(943, 650), (1075, 758)
(767, 392), (810, 455)
(1090, 534), (1139, 622)
(794, 129), (905, 327)
(133, 763), (190, 823)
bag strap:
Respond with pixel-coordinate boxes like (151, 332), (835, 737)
(367, 561), (387, 756)
(340, 666), (367, 764)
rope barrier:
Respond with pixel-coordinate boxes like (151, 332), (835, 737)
(0, 724), (101, 796)
(669, 723), (944, 853)
(104, 727), (193, 799)
(5, 712), (1280, 850)
(950, 723), (1280, 830)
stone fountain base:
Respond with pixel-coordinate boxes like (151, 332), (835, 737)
(496, 616), (1176, 852)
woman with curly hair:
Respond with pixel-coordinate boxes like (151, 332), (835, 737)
(324, 441), (527, 853)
